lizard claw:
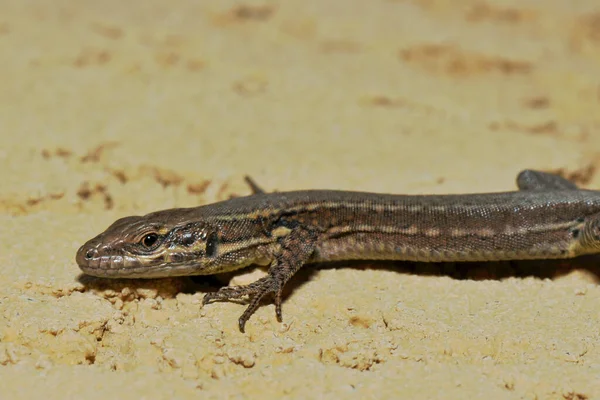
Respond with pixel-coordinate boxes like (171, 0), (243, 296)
(202, 275), (283, 331)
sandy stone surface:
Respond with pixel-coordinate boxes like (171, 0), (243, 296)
(1, 0), (600, 398)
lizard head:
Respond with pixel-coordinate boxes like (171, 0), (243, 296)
(76, 210), (222, 278)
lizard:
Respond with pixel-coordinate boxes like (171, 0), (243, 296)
(76, 170), (600, 332)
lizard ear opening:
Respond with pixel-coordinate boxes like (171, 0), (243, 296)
(205, 232), (219, 257)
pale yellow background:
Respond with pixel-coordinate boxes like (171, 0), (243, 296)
(1, 0), (600, 398)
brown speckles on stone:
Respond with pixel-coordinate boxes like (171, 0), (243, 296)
(109, 169), (128, 184)
(81, 142), (119, 163)
(572, 12), (600, 47)
(551, 165), (597, 186)
(489, 120), (559, 136)
(465, 2), (537, 24)
(526, 121), (559, 135)
(186, 59), (205, 72)
(76, 181), (113, 209)
(26, 190), (64, 207)
(362, 95), (408, 108)
(214, 4), (276, 26)
(523, 96), (551, 109)
(155, 52), (180, 68)
(400, 44), (533, 77)
(143, 166), (184, 188)
(349, 316), (372, 329)
(41, 148), (73, 159)
(231, 4), (275, 22)
(233, 76), (268, 96)
(91, 23), (124, 40)
(73, 48), (111, 68)
(187, 180), (211, 195)
(76, 181), (96, 200)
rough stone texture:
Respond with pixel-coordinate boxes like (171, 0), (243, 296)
(1, 0), (600, 398)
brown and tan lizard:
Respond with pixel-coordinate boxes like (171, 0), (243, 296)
(76, 170), (600, 331)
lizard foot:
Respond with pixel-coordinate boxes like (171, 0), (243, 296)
(202, 275), (283, 332)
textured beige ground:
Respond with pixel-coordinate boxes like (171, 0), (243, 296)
(1, 0), (600, 398)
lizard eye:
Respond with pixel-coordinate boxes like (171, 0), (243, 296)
(141, 233), (159, 248)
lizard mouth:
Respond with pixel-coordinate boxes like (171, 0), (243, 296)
(75, 244), (207, 278)
(76, 245), (143, 277)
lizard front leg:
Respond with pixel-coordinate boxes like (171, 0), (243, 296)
(203, 223), (319, 332)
